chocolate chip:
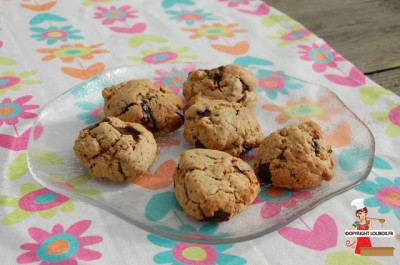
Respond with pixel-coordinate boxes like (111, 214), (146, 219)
(121, 103), (135, 115)
(116, 126), (141, 140)
(117, 162), (128, 181)
(203, 209), (230, 222)
(196, 110), (211, 118)
(84, 117), (110, 131)
(176, 108), (185, 122)
(148, 95), (157, 101)
(204, 66), (224, 86)
(311, 139), (320, 153)
(195, 140), (206, 148)
(141, 102), (158, 132)
(278, 152), (285, 161)
(84, 123), (100, 131)
(257, 163), (272, 185)
(239, 78), (249, 91)
(240, 144), (252, 156)
(328, 147), (333, 153)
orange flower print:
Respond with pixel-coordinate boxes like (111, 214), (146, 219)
(182, 23), (247, 40)
(131, 160), (176, 190)
(262, 96), (338, 123)
(37, 43), (109, 63)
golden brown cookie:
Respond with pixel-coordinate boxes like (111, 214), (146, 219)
(254, 121), (334, 189)
(73, 117), (157, 182)
(173, 149), (260, 221)
(183, 99), (263, 157)
(102, 79), (184, 137)
(183, 64), (258, 108)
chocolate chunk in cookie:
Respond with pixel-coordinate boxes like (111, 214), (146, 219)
(254, 121), (334, 189)
(73, 117), (157, 182)
(173, 149), (260, 221)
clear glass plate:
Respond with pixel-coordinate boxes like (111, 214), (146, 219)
(27, 63), (374, 244)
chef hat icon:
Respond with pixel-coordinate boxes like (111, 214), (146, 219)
(351, 198), (365, 210)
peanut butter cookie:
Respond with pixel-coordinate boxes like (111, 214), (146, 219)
(102, 79), (184, 137)
(183, 99), (263, 157)
(73, 117), (157, 182)
(173, 149), (260, 221)
(183, 64), (258, 108)
(254, 121), (334, 189)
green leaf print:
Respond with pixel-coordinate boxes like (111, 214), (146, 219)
(129, 34), (168, 48)
(325, 250), (381, 265)
(359, 86), (395, 105)
(30, 148), (64, 166)
(0, 56), (17, 65)
(6, 153), (28, 180)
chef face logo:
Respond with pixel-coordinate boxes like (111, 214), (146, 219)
(344, 198), (395, 256)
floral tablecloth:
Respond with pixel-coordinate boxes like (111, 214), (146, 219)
(1, 0), (399, 264)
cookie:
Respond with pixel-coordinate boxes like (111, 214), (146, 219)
(254, 121), (334, 189)
(183, 64), (258, 108)
(183, 99), (263, 157)
(173, 149), (260, 221)
(73, 117), (157, 182)
(102, 79), (184, 137)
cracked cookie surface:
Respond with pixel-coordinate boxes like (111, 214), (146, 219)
(183, 64), (258, 108)
(254, 121), (334, 189)
(73, 117), (157, 182)
(102, 79), (184, 137)
(173, 149), (260, 221)
(184, 99), (263, 157)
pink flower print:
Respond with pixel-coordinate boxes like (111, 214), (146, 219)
(253, 186), (313, 219)
(240, 147), (257, 162)
(17, 220), (103, 264)
(372, 104), (400, 137)
(298, 43), (345, 72)
(218, 0), (251, 7)
(0, 70), (41, 95)
(0, 95), (39, 127)
(94, 6), (137, 25)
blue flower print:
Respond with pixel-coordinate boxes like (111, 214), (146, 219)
(355, 176), (400, 220)
(75, 100), (104, 124)
(255, 70), (303, 100)
(30, 25), (84, 45)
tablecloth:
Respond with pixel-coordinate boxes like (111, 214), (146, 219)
(1, 0), (399, 264)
